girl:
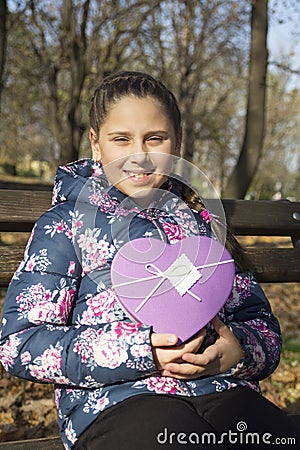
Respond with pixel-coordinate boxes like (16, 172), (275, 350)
(0, 71), (298, 449)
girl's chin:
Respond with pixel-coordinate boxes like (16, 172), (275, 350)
(117, 184), (164, 207)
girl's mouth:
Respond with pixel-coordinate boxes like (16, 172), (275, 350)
(124, 171), (154, 182)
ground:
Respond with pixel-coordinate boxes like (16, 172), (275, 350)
(0, 235), (299, 442)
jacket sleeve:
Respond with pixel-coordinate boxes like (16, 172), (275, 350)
(221, 271), (282, 381)
(0, 208), (158, 389)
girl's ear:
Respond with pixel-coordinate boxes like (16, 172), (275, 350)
(89, 128), (101, 161)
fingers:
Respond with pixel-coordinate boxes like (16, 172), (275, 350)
(211, 315), (231, 337)
(150, 333), (178, 348)
(165, 347), (220, 377)
(151, 327), (206, 349)
(162, 358), (217, 379)
(182, 345), (219, 367)
(162, 362), (203, 379)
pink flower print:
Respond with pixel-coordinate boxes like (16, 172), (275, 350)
(56, 221), (66, 233)
(111, 321), (141, 338)
(0, 335), (21, 370)
(93, 331), (128, 368)
(130, 343), (151, 358)
(88, 192), (103, 205)
(200, 209), (212, 223)
(57, 288), (75, 323)
(66, 229), (74, 239)
(28, 343), (67, 382)
(29, 364), (49, 380)
(88, 191), (119, 213)
(21, 351), (32, 365)
(24, 285), (74, 325)
(67, 261), (76, 276)
(69, 210), (84, 235)
(92, 164), (104, 177)
(28, 301), (57, 323)
(73, 328), (97, 364)
(74, 219), (83, 229)
(77, 228), (115, 274)
(145, 377), (182, 394)
(234, 274), (251, 299)
(65, 420), (77, 445)
(54, 389), (62, 408)
(30, 283), (46, 297)
(86, 290), (117, 320)
(51, 180), (62, 205)
(134, 330), (149, 345)
(80, 309), (97, 325)
(161, 222), (185, 243)
(41, 346), (63, 373)
(25, 255), (36, 272)
(94, 393), (110, 413)
(44, 219), (69, 238)
(16, 283), (55, 320)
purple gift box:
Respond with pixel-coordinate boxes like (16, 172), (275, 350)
(111, 236), (235, 343)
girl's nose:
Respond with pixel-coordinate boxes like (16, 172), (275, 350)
(129, 140), (149, 162)
(128, 151), (149, 165)
(132, 139), (147, 154)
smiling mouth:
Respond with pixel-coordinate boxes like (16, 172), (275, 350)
(124, 171), (154, 181)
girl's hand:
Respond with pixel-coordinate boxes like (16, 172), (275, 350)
(151, 329), (206, 371)
(160, 316), (244, 379)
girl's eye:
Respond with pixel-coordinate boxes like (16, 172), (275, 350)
(114, 137), (128, 142)
(148, 136), (163, 142)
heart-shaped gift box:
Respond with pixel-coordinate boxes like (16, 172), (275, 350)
(111, 236), (235, 343)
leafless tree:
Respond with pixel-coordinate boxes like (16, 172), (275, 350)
(0, 0), (7, 116)
(224, 0), (268, 198)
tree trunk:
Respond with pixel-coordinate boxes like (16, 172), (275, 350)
(223, 0), (268, 199)
(60, 0), (89, 163)
(0, 0), (7, 115)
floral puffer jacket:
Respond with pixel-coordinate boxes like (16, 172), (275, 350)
(0, 159), (281, 449)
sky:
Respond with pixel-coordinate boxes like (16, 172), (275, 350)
(268, 1), (300, 89)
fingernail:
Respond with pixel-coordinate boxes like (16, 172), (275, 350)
(168, 336), (177, 345)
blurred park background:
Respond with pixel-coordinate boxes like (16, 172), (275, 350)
(0, 0), (299, 199)
(0, 0), (300, 442)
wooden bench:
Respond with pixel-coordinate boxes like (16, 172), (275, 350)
(0, 189), (300, 448)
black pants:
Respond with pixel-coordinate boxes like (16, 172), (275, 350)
(75, 387), (300, 449)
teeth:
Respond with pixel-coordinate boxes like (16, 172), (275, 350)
(127, 172), (150, 178)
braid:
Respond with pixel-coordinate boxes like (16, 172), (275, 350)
(172, 178), (251, 272)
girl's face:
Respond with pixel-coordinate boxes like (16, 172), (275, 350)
(90, 96), (180, 207)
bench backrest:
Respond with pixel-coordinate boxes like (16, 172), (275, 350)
(0, 189), (300, 285)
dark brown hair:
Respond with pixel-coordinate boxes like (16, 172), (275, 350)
(89, 71), (250, 271)
(89, 71), (181, 149)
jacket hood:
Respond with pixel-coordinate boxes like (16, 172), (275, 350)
(52, 159), (112, 206)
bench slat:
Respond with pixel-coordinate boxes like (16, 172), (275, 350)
(1, 245), (299, 286)
(223, 199), (300, 236)
(0, 191), (52, 232)
(246, 247), (300, 282)
(1, 191), (300, 236)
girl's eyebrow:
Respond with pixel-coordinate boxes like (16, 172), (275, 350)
(107, 131), (130, 135)
(107, 130), (169, 135)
